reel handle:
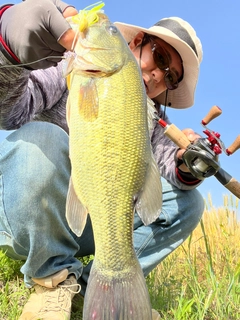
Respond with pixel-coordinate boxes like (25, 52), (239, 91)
(226, 135), (240, 155)
(202, 105), (222, 125)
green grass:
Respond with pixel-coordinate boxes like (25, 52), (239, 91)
(147, 194), (240, 319)
(0, 194), (239, 319)
(0, 253), (28, 319)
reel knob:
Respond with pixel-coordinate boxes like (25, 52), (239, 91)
(202, 105), (222, 125)
(226, 135), (240, 155)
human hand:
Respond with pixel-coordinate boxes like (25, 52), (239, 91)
(176, 128), (201, 172)
(1, 0), (78, 69)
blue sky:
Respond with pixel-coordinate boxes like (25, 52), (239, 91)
(1, 0), (240, 211)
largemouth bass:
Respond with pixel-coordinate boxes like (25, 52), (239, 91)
(65, 3), (162, 319)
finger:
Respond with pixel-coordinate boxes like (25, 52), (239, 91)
(182, 128), (200, 142)
(63, 6), (78, 17)
(182, 128), (195, 135)
(58, 28), (76, 50)
(177, 149), (185, 159)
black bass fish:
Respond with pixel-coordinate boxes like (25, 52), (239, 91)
(65, 3), (162, 319)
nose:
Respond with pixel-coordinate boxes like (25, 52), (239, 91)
(151, 67), (165, 84)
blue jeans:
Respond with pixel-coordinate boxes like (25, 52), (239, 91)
(0, 122), (204, 289)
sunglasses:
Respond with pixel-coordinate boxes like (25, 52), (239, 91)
(145, 35), (181, 90)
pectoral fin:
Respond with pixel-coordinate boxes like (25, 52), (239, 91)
(135, 154), (162, 225)
(66, 177), (88, 236)
(79, 78), (99, 121)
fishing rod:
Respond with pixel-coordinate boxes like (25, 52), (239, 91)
(156, 105), (240, 199)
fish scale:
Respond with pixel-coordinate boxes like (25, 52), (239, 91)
(66, 8), (162, 319)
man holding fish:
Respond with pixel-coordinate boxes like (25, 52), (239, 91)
(0, 0), (204, 319)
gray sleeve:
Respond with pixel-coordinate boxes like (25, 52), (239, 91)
(0, 51), (68, 132)
(52, 0), (76, 13)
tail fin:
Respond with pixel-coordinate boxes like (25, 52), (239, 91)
(83, 260), (152, 320)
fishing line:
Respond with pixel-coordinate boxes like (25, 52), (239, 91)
(0, 55), (66, 69)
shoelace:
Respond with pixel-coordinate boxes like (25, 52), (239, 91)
(39, 282), (81, 313)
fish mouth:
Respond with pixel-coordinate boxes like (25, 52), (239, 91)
(83, 62), (120, 76)
(84, 69), (110, 77)
(73, 56), (118, 76)
(86, 69), (101, 73)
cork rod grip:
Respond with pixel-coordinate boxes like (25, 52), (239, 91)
(224, 179), (240, 199)
(164, 123), (190, 149)
(215, 168), (240, 199)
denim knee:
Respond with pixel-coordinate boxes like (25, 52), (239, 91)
(0, 122), (82, 284)
(0, 122), (71, 252)
(133, 178), (205, 276)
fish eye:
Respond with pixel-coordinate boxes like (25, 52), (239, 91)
(108, 25), (118, 35)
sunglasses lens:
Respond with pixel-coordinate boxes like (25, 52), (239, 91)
(149, 38), (179, 90)
(152, 45), (169, 70)
(165, 72), (178, 90)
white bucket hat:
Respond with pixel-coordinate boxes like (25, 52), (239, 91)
(114, 17), (203, 109)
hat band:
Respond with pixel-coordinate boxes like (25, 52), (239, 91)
(154, 19), (198, 57)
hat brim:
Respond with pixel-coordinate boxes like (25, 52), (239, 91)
(114, 22), (200, 109)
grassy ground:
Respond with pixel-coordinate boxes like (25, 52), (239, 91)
(147, 194), (240, 319)
(0, 194), (239, 319)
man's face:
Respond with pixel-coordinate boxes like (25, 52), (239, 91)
(129, 32), (183, 99)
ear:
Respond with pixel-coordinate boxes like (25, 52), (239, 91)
(129, 31), (145, 50)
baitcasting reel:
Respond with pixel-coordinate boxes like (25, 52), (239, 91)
(182, 138), (220, 180)
(182, 105), (240, 180)
(157, 105), (240, 198)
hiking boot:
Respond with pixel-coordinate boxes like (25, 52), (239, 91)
(19, 270), (80, 320)
(152, 308), (161, 319)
